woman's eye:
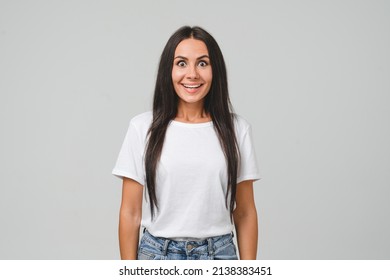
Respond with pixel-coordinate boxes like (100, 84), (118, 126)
(177, 61), (187, 67)
(198, 61), (208, 67)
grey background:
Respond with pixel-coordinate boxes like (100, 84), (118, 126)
(0, 0), (389, 259)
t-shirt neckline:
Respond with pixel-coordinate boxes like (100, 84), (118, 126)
(170, 120), (213, 128)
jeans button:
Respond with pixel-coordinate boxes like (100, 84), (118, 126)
(187, 244), (193, 250)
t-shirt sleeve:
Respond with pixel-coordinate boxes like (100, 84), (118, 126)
(237, 124), (261, 183)
(112, 120), (145, 185)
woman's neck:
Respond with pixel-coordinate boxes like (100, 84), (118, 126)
(175, 102), (211, 123)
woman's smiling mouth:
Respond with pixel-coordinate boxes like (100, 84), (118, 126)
(181, 83), (203, 93)
(182, 84), (202, 89)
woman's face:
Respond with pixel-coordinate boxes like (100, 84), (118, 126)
(172, 38), (212, 107)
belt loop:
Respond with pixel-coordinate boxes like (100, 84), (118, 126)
(207, 237), (214, 256)
(162, 239), (170, 256)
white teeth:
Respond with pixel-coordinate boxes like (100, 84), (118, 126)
(183, 84), (201, 89)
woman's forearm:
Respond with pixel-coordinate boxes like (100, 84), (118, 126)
(119, 178), (143, 260)
(119, 210), (141, 260)
(234, 208), (258, 260)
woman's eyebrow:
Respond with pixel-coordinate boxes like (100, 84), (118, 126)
(174, 55), (210, 60)
(197, 55), (210, 60)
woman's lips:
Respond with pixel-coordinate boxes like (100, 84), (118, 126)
(181, 83), (203, 93)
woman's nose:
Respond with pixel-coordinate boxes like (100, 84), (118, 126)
(186, 65), (199, 79)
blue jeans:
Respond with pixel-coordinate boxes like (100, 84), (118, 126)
(137, 230), (238, 260)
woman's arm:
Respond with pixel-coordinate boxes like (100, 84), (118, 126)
(119, 177), (143, 260)
(233, 180), (258, 260)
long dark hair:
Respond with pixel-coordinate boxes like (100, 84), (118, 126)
(145, 26), (239, 219)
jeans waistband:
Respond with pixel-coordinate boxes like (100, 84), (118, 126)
(142, 229), (234, 256)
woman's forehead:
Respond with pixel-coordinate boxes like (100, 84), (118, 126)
(174, 38), (209, 58)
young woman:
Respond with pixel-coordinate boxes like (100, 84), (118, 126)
(113, 26), (260, 260)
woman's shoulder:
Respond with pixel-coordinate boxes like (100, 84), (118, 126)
(232, 113), (252, 132)
(130, 111), (153, 124)
(128, 111), (153, 132)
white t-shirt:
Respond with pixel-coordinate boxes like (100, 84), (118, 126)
(112, 111), (260, 239)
